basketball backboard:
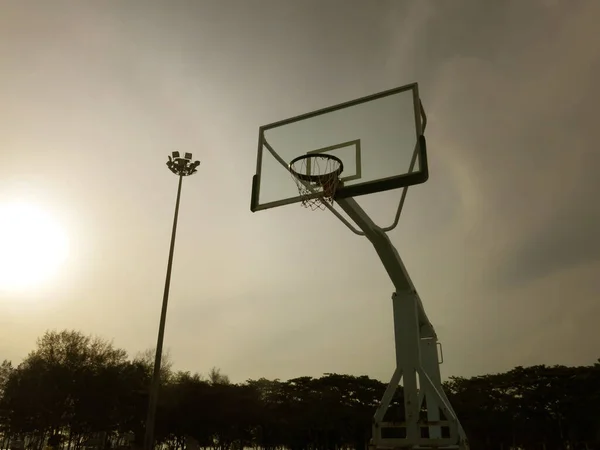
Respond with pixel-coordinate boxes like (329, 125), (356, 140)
(250, 82), (428, 212)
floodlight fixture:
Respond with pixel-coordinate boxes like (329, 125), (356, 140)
(166, 152), (201, 177)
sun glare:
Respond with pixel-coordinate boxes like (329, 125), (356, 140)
(0, 202), (69, 291)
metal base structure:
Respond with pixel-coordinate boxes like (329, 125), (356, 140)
(335, 197), (469, 450)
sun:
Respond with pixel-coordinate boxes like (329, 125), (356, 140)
(0, 202), (69, 291)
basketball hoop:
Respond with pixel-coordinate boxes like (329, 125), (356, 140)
(289, 154), (344, 210)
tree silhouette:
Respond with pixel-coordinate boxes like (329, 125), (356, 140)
(0, 329), (598, 450)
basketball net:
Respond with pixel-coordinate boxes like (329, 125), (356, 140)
(289, 155), (342, 210)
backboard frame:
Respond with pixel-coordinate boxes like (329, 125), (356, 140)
(250, 82), (428, 212)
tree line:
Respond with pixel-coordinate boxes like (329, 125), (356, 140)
(0, 330), (598, 450)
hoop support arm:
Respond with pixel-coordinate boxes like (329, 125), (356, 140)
(335, 196), (436, 337)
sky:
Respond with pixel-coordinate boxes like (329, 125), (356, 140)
(0, 0), (599, 384)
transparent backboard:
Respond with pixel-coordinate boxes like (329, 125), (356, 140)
(251, 82), (427, 212)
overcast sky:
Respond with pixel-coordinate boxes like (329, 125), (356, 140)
(1, 0), (598, 383)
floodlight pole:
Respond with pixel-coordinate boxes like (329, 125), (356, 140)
(144, 152), (200, 450)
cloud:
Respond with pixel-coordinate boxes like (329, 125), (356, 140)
(496, 143), (600, 286)
(423, 0), (600, 290)
(2, 0), (599, 383)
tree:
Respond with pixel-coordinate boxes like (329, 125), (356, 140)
(1, 329), (598, 450)
(155, 372), (212, 447)
(0, 330), (132, 446)
(133, 348), (173, 384)
(208, 367), (230, 385)
(0, 360), (13, 391)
